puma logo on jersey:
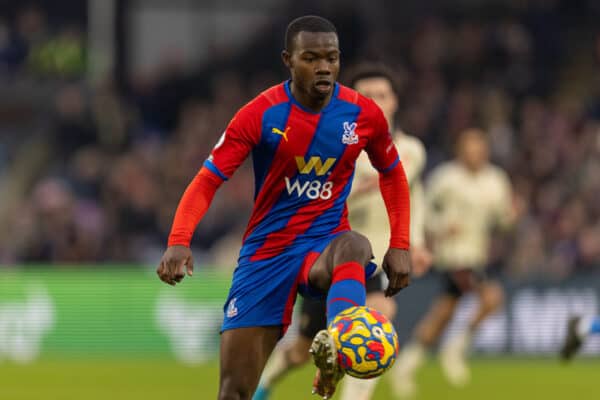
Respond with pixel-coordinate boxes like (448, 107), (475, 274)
(272, 127), (290, 141)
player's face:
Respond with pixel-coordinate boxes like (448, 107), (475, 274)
(353, 77), (398, 127)
(458, 131), (489, 171)
(283, 31), (340, 101)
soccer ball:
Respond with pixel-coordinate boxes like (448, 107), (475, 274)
(328, 306), (399, 379)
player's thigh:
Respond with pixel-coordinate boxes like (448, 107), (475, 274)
(219, 326), (281, 398)
(477, 279), (504, 310)
(425, 294), (460, 321)
(415, 293), (460, 345)
(308, 231), (373, 291)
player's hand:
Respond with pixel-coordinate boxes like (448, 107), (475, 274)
(381, 248), (412, 297)
(410, 246), (433, 278)
(157, 245), (194, 286)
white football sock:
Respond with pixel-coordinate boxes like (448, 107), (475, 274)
(340, 375), (379, 400)
(395, 341), (426, 374)
(389, 341), (426, 397)
(577, 316), (592, 339)
(439, 331), (471, 387)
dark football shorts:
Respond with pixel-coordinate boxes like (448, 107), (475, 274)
(440, 268), (488, 298)
(298, 272), (385, 339)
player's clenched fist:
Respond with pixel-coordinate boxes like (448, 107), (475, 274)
(382, 248), (412, 297)
(157, 245), (194, 286)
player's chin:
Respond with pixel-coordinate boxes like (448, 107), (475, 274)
(312, 83), (333, 98)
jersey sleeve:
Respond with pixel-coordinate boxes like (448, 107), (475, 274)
(364, 101), (400, 173)
(167, 167), (223, 247)
(203, 99), (263, 180)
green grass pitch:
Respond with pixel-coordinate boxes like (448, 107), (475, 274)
(1, 358), (598, 399)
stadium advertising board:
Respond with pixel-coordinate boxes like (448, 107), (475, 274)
(0, 269), (599, 363)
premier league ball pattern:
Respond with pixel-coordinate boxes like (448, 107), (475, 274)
(328, 306), (399, 379)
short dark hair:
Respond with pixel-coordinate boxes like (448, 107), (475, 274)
(345, 62), (401, 97)
(285, 15), (337, 52)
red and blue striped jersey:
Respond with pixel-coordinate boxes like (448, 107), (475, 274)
(204, 81), (399, 261)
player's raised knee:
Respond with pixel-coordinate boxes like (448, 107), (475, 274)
(331, 231), (373, 266)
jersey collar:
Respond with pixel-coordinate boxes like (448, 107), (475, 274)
(284, 80), (339, 114)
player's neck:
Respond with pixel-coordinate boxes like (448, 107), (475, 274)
(290, 82), (333, 113)
(461, 161), (485, 174)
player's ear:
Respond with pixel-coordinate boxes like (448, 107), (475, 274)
(281, 50), (292, 68)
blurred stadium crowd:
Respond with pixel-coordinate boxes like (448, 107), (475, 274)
(0, 1), (599, 278)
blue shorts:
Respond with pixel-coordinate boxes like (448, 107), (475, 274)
(221, 232), (376, 334)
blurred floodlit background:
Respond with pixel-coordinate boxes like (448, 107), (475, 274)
(0, 0), (599, 399)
